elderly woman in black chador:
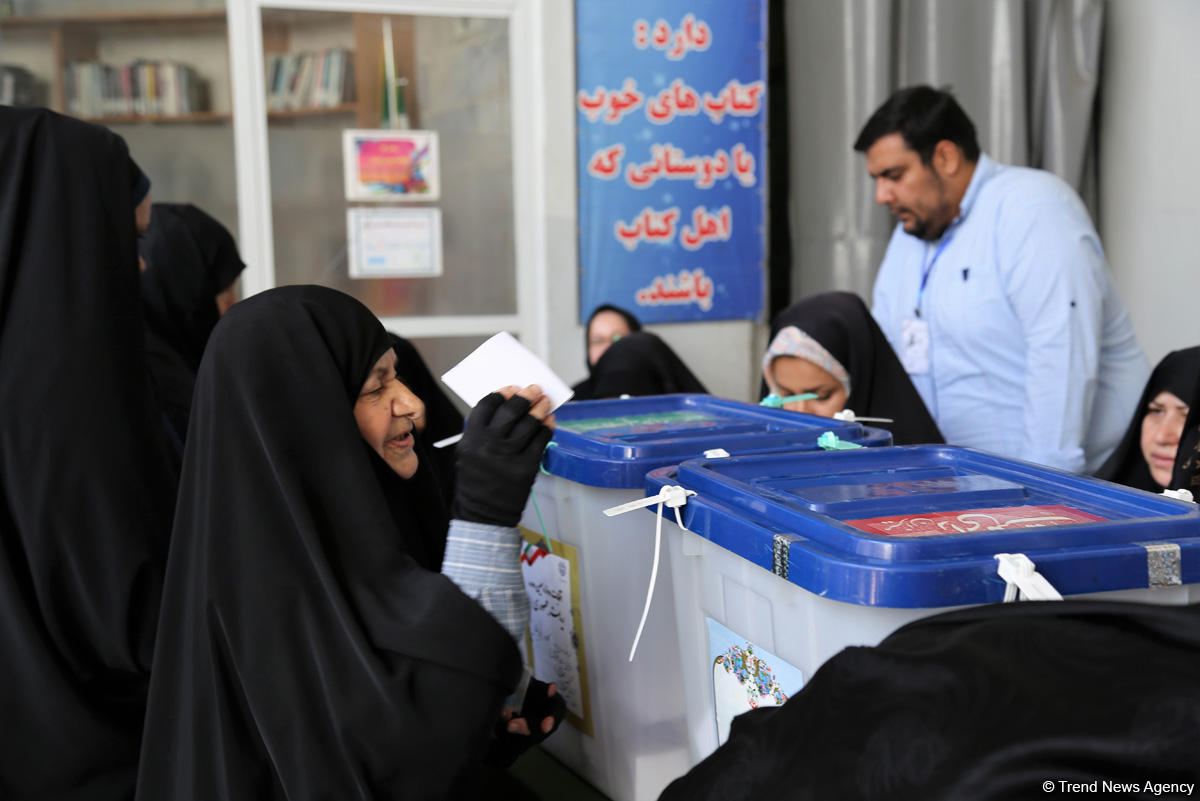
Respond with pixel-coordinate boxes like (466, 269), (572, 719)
(137, 285), (563, 800)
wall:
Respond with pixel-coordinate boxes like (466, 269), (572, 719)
(538, 0), (762, 402)
(1099, 0), (1200, 367)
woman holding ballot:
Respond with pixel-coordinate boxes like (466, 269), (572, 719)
(137, 285), (563, 800)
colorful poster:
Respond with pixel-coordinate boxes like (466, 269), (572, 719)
(519, 527), (592, 736)
(847, 505), (1107, 537)
(706, 618), (803, 746)
(576, 2), (766, 323)
(342, 129), (439, 201)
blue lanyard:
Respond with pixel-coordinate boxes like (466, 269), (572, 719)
(914, 233), (954, 318)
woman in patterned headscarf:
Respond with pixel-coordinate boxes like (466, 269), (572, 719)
(763, 292), (942, 445)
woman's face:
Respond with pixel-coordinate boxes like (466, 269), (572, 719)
(1140, 390), (1190, 488)
(588, 310), (632, 366)
(215, 283), (238, 316)
(768, 355), (848, 418)
(354, 348), (425, 479)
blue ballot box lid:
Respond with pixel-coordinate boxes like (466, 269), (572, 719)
(644, 445), (1200, 607)
(544, 394), (892, 488)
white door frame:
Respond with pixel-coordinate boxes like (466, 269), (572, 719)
(227, 0), (549, 357)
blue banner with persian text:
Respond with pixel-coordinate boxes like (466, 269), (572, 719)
(576, 0), (766, 324)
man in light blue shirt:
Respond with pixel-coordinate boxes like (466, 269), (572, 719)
(855, 86), (1147, 472)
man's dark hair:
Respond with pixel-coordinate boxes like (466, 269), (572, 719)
(853, 85), (980, 165)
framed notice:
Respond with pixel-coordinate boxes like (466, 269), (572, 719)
(342, 129), (440, 201)
(346, 207), (442, 278)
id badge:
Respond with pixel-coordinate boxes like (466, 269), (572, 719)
(901, 318), (930, 375)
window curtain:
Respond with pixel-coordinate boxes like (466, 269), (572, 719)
(781, 0), (1103, 299)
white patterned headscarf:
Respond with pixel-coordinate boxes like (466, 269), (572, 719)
(762, 325), (851, 398)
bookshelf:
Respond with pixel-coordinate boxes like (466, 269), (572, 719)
(0, 7), (401, 126)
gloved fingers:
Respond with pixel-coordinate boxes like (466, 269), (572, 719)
(520, 679), (566, 737)
(469, 390), (509, 427)
(488, 392), (535, 436)
(524, 391), (553, 422)
(531, 421), (555, 453)
(508, 413), (551, 450)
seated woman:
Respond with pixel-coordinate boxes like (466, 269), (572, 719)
(1095, 346), (1200, 493)
(139, 202), (246, 452)
(763, 292), (942, 445)
(572, 303), (642, 395)
(572, 330), (708, 400)
(137, 286), (562, 800)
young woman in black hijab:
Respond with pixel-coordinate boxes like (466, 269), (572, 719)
(572, 329), (709, 400)
(659, 599), (1200, 800)
(572, 303), (643, 395)
(1095, 346), (1200, 494)
(137, 285), (560, 800)
(0, 107), (176, 800)
(138, 202), (246, 451)
(763, 291), (943, 445)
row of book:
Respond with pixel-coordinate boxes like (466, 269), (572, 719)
(265, 48), (356, 112)
(0, 65), (37, 106)
(64, 60), (209, 118)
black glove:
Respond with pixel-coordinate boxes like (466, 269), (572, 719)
(453, 391), (554, 527)
(485, 679), (568, 767)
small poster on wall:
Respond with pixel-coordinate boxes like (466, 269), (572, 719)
(346, 207), (442, 278)
(342, 129), (440, 201)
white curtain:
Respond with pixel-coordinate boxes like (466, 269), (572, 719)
(782, 0), (1104, 298)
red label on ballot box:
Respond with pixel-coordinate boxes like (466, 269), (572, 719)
(848, 505), (1107, 537)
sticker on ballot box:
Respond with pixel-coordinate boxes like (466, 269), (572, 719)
(847, 504), (1107, 537)
(519, 528), (592, 736)
(707, 619), (804, 746)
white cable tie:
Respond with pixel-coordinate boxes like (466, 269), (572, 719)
(626, 486), (693, 662)
(994, 553), (1063, 602)
(1161, 488), (1195, 503)
(703, 448), (731, 458)
(832, 408), (893, 424)
(603, 485), (695, 517)
(432, 432), (463, 449)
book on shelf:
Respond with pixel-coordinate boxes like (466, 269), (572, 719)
(0, 64), (36, 106)
(264, 48), (356, 112)
(64, 59), (209, 119)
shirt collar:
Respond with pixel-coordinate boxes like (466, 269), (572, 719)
(956, 152), (994, 222)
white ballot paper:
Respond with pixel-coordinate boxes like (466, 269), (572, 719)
(441, 331), (574, 411)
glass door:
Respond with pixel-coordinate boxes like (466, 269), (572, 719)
(229, 0), (546, 381)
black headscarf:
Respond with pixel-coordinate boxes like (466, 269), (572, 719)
(138, 202), (246, 447)
(0, 107), (176, 800)
(765, 291), (943, 445)
(582, 303), (642, 369)
(1095, 346), (1200, 493)
(661, 600), (1200, 801)
(389, 332), (464, 512)
(137, 285), (521, 800)
(572, 330), (708, 400)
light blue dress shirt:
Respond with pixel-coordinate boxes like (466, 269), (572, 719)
(872, 154), (1148, 473)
